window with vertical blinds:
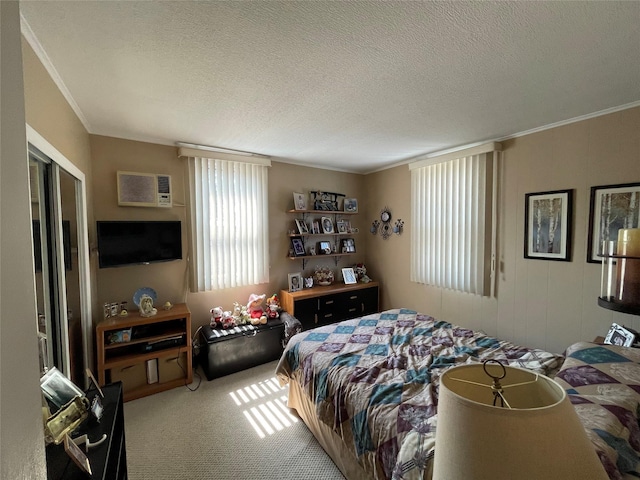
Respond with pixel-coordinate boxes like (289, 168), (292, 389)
(409, 143), (500, 296)
(182, 149), (270, 292)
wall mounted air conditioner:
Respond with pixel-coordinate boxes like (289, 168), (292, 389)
(117, 171), (172, 208)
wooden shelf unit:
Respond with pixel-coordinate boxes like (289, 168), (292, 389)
(287, 209), (359, 268)
(96, 303), (192, 402)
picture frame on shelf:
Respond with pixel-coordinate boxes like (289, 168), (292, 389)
(291, 237), (305, 257)
(321, 217), (334, 234)
(40, 366), (85, 410)
(295, 218), (309, 234)
(341, 238), (356, 253)
(604, 322), (637, 347)
(587, 182), (640, 263)
(288, 272), (303, 292)
(524, 189), (573, 261)
(344, 198), (358, 213)
(318, 241), (332, 255)
(293, 192), (307, 211)
(312, 221), (321, 234)
(64, 434), (92, 475)
(336, 220), (348, 234)
(342, 267), (357, 284)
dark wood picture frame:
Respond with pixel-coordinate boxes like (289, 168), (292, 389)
(291, 237), (305, 256)
(587, 182), (640, 263)
(524, 189), (573, 261)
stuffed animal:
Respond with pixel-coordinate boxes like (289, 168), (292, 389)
(220, 310), (236, 329)
(246, 293), (268, 325)
(210, 306), (223, 328)
(266, 294), (280, 319)
(232, 302), (251, 325)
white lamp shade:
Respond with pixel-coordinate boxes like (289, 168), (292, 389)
(432, 363), (608, 480)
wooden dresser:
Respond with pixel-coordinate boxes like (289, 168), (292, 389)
(280, 282), (379, 329)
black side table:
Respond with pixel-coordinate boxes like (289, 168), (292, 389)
(46, 382), (127, 479)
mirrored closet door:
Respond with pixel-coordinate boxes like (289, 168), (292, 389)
(27, 130), (92, 387)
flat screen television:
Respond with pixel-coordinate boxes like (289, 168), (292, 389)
(97, 220), (182, 268)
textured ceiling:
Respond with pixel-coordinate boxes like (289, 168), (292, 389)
(20, 1), (640, 173)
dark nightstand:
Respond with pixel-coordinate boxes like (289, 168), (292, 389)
(46, 382), (127, 480)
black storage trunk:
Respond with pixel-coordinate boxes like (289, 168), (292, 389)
(197, 319), (285, 380)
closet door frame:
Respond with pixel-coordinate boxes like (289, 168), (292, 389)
(27, 125), (93, 385)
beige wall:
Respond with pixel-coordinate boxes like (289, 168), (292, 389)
(1, 3), (47, 478)
(90, 136), (367, 327)
(367, 107), (640, 354)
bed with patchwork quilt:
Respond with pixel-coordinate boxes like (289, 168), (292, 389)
(275, 308), (565, 480)
(554, 341), (640, 480)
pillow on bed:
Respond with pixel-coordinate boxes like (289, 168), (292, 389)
(555, 342), (640, 480)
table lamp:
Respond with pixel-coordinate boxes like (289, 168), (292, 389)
(432, 361), (608, 480)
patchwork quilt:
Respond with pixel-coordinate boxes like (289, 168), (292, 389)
(554, 341), (640, 480)
(275, 309), (564, 480)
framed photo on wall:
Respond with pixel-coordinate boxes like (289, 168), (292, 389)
(524, 189), (573, 261)
(587, 182), (640, 263)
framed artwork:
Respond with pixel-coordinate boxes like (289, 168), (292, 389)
(295, 218), (309, 234)
(293, 192), (307, 211)
(288, 272), (302, 292)
(336, 220), (348, 233)
(312, 221), (320, 234)
(587, 182), (640, 263)
(321, 217), (334, 234)
(291, 237), (305, 256)
(344, 198), (358, 213)
(524, 189), (572, 261)
(342, 267), (357, 284)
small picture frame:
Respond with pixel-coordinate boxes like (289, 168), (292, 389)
(291, 237), (305, 257)
(40, 366), (85, 410)
(344, 198), (358, 213)
(312, 221), (321, 235)
(64, 434), (92, 475)
(321, 217), (334, 234)
(604, 323), (637, 347)
(336, 220), (348, 234)
(295, 218), (309, 234)
(293, 192), (307, 211)
(318, 241), (332, 255)
(524, 189), (572, 261)
(341, 238), (356, 253)
(342, 268), (357, 284)
(288, 272), (303, 292)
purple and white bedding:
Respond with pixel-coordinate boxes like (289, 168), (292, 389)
(275, 308), (564, 479)
(555, 341), (640, 480)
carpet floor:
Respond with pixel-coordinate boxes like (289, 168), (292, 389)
(123, 360), (346, 480)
